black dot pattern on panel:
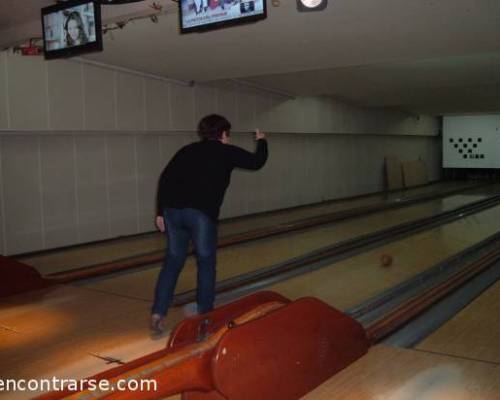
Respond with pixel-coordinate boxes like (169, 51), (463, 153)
(451, 136), (486, 161)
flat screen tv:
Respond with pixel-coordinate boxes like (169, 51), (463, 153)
(41, 0), (103, 60)
(179, 0), (267, 33)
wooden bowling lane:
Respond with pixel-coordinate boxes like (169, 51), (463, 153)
(76, 190), (495, 301)
(218, 181), (477, 236)
(301, 345), (500, 400)
(0, 285), (188, 400)
(4, 191), (490, 397)
(246, 201), (500, 312)
(3, 188), (489, 399)
(18, 233), (164, 277)
(17, 181), (477, 276)
(415, 279), (500, 365)
(2, 193), (499, 400)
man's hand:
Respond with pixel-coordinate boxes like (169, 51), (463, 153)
(255, 129), (266, 140)
(155, 215), (165, 233)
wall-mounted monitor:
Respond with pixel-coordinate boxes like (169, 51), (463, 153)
(42, 0), (103, 60)
(179, 0), (267, 33)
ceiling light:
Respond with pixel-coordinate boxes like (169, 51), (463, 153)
(297, 0), (327, 12)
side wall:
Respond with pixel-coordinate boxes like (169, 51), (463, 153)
(0, 52), (441, 255)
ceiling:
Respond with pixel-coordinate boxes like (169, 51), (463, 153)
(1, 0), (500, 115)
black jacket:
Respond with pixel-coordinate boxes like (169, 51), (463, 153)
(157, 139), (268, 221)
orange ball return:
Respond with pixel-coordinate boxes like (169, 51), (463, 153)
(37, 291), (369, 400)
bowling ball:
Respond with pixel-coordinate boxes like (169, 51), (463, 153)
(380, 254), (393, 267)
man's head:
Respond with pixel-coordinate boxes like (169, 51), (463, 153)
(198, 114), (231, 143)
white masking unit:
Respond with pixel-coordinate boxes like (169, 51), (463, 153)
(443, 115), (500, 169)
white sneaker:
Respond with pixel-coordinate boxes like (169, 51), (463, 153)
(150, 314), (165, 335)
(182, 303), (199, 317)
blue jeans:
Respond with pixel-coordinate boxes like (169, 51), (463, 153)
(152, 208), (217, 316)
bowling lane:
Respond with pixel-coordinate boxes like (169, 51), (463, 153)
(4, 201), (499, 400)
(245, 201), (500, 311)
(2, 187), (499, 400)
(18, 181), (476, 276)
(77, 188), (497, 301)
(0, 285), (184, 400)
(301, 345), (500, 400)
(415, 279), (500, 364)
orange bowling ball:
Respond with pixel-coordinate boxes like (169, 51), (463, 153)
(380, 254), (393, 267)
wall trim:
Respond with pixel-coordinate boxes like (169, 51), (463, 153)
(71, 57), (192, 88)
(0, 130), (439, 137)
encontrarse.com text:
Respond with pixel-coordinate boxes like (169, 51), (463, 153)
(0, 377), (158, 392)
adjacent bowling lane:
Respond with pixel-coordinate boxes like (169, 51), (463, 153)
(415, 279), (500, 364)
(301, 345), (500, 400)
(18, 181), (477, 276)
(76, 185), (500, 302)
(301, 269), (500, 399)
(241, 199), (500, 312)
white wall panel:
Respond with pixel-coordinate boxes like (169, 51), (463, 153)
(48, 61), (84, 130)
(75, 135), (109, 243)
(264, 134), (286, 211)
(107, 135), (138, 236)
(280, 135), (295, 208)
(116, 73), (145, 131)
(40, 135), (78, 248)
(272, 99), (302, 134)
(264, 94), (284, 133)
(323, 137), (337, 200)
(1, 136), (43, 254)
(194, 84), (217, 125)
(83, 64), (116, 130)
(170, 84), (195, 131)
(145, 79), (170, 131)
(0, 52), (8, 130)
(7, 55), (47, 130)
(333, 137), (353, 198)
(236, 86), (256, 132)
(255, 92), (273, 133)
(216, 81), (238, 131)
(136, 135), (162, 231)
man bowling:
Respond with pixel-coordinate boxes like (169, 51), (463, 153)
(151, 114), (268, 334)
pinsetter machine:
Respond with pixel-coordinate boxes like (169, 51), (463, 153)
(37, 291), (369, 400)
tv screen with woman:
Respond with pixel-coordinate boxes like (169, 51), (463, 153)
(42, 0), (102, 59)
(64, 11), (90, 47)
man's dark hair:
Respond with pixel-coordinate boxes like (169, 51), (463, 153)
(198, 114), (231, 140)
